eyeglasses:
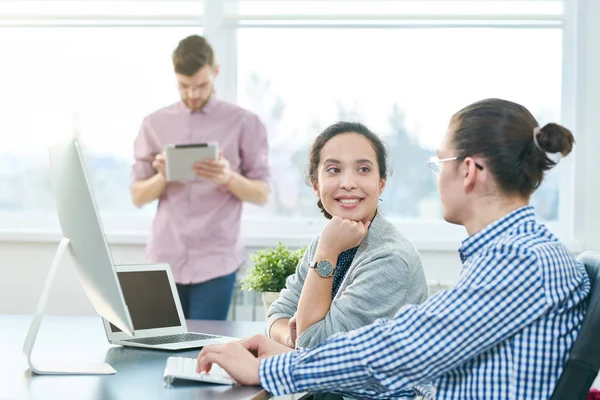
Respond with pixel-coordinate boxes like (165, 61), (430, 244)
(426, 156), (484, 176)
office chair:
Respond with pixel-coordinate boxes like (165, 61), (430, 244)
(550, 251), (600, 400)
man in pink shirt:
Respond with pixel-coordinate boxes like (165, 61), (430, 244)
(130, 35), (270, 320)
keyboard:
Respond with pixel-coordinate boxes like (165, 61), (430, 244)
(122, 333), (219, 345)
(163, 356), (236, 385)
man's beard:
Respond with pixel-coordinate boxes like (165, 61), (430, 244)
(181, 87), (215, 111)
(183, 91), (212, 111)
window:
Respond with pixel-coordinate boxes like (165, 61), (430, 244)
(237, 27), (563, 221)
(0, 0), (578, 246)
(0, 26), (200, 215)
(0, 1), (202, 231)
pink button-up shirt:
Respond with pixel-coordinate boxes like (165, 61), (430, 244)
(131, 97), (270, 284)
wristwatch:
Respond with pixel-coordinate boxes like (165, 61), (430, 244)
(309, 260), (335, 278)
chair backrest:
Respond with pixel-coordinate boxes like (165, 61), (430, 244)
(550, 251), (600, 400)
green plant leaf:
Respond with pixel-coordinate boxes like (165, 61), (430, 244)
(240, 242), (307, 293)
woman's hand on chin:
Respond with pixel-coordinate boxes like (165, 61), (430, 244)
(316, 216), (370, 257)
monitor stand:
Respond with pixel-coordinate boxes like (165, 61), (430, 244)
(22, 237), (116, 375)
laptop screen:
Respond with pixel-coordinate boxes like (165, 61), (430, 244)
(110, 270), (182, 333)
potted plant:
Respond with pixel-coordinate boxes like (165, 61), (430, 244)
(241, 242), (306, 319)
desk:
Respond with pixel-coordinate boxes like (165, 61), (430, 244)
(0, 315), (305, 400)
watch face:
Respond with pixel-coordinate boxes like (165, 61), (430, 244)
(316, 260), (334, 277)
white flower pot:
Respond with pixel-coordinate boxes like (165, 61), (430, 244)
(261, 291), (280, 320)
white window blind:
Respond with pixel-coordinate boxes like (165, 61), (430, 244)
(0, 1), (203, 26)
(224, 0), (563, 27)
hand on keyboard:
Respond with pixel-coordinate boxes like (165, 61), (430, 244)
(196, 335), (291, 386)
(164, 357), (236, 385)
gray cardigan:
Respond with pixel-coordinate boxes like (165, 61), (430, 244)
(266, 211), (428, 349)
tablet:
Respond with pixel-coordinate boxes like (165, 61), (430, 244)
(164, 142), (219, 182)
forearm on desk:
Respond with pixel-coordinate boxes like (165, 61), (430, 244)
(227, 172), (270, 206)
(131, 173), (166, 207)
(269, 318), (292, 347)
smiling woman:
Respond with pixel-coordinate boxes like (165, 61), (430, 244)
(265, 121), (428, 350)
(308, 122), (387, 222)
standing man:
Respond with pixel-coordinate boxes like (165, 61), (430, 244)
(130, 35), (270, 320)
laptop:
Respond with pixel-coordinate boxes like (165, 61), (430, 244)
(102, 263), (237, 350)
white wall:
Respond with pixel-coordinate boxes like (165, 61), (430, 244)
(0, 241), (462, 316)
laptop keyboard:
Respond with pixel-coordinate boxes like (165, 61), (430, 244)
(122, 333), (220, 345)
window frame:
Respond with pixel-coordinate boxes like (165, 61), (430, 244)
(0, 0), (594, 253)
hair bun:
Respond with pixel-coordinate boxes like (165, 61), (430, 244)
(536, 123), (575, 156)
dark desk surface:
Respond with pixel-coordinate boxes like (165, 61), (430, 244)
(0, 315), (302, 400)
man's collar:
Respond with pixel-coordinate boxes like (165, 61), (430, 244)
(458, 205), (536, 262)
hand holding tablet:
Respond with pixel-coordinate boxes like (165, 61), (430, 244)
(191, 150), (234, 186)
(164, 142), (219, 182)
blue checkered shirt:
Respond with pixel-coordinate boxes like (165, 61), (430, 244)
(259, 206), (590, 399)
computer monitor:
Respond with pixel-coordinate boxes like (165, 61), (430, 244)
(23, 138), (134, 375)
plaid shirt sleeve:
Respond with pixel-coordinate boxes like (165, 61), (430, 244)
(259, 243), (548, 398)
